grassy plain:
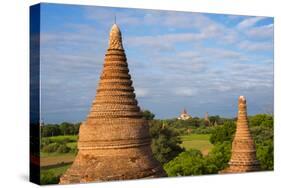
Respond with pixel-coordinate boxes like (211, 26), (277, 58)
(40, 135), (77, 166)
(180, 134), (213, 155)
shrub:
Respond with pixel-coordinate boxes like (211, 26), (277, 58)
(40, 171), (60, 185)
(42, 143), (71, 153)
(56, 138), (71, 144)
(42, 143), (60, 153)
(164, 149), (205, 176)
(56, 144), (71, 153)
(70, 147), (78, 154)
(40, 138), (51, 149)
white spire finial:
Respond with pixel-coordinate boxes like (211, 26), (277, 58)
(239, 95), (246, 101)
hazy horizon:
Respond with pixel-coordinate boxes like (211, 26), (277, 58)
(40, 3), (274, 124)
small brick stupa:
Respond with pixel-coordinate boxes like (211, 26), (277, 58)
(59, 24), (166, 184)
(221, 96), (260, 173)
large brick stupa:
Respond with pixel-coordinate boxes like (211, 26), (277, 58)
(59, 24), (166, 184)
(221, 96), (260, 173)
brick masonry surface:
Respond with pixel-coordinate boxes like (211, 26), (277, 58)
(59, 24), (166, 184)
(220, 96), (260, 173)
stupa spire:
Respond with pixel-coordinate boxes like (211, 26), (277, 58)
(108, 24), (123, 50)
(221, 96), (260, 173)
(59, 24), (165, 184)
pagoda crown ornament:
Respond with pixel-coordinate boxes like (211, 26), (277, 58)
(108, 24), (124, 50)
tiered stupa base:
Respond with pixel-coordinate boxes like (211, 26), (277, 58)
(60, 146), (165, 184)
(220, 160), (260, 173)
(221, 165), (260, 173)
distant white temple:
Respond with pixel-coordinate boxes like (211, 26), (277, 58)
(178, 108), (192, 120)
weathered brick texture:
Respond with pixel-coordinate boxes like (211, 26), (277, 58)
(59, 24), (166, 184)
(220, 96), (260, 173)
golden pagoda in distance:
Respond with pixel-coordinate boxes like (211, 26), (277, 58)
(221, 96), (260, 173)
(59, 24), (166, 184)
(177, 108), (192, 120)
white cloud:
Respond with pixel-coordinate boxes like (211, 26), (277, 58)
(238, 40), (273, 52)
(236, 17), (266, 30)
(173, 88), (198, 97)
(235, 17), (273, 41)
(203, 48), (243, 59)
(135, 87), (149, 98)
(40, 5), (274, 122)
(215, 84), (233, 92)
(126, 32), (206, 49)
(245, 24), (273, 39)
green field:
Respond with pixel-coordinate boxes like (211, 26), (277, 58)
(180, 134), (213, 155)
(41, 163), (71, 176)
(40, 134), (213, 167)
(41, 135), (78, 143)
(41, 163), (71, 184)
(41, 135), (77, 166)
(40, 153), (75, 167)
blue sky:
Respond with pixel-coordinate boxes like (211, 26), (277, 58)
(39, 3), (274, 123)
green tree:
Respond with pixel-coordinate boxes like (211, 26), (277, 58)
(164, 149), (205, 176)
(185, 117), (202, 127)
(142, 110), (155, 120)
(249, 114), (273, 170)
(56, 144), (71, 153)
(249, 114), (273, 127)
(256, 140), (273, 170)
(164, 142), (232, 176)
(209, 115), (221, 125)
(59, 122), (72, 135)
(149, 120), (184, 164)
(250, 126), (273, 144)
(41, 125), (61, 137)
(73, 122), (81, 135)
(204, 141), (231, 173)
(209, 121), (236, 144)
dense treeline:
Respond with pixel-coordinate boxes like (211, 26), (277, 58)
(163, 113), (274, 176)
(41, 135), (78, 154)
(145, 110), (234, 169)
(154, 116), (234, 136)
(40, 122), (80, 156)
(41, 122), (81, 137)
(249, 114), (274, 170)
(40, 110), (273, 181)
